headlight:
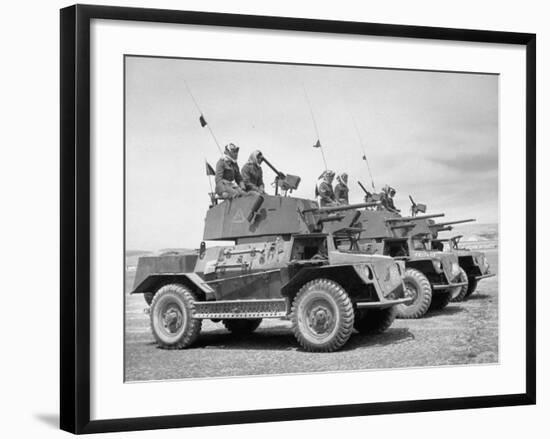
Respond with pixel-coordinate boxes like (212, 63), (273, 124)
(451, 262), (460, 276)
(433, 259), (443, 272)
(354, 263), (373, 280)
(385, 264), (402, 285)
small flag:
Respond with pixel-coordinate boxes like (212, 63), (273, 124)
(362, 155), (366, 161)
(313, 139), (321, 148)
(205, 161), (215, 176)
(199, 114), (208, 128)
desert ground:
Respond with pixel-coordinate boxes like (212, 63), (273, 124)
(124, 250), (498, 381)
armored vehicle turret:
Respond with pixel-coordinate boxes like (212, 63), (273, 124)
(131, 190), (410, 352)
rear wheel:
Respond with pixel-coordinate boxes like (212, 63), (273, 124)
(451, 267), (469, 302)
(464, 278), (478, 298)
(222, 319), (262, 335)
(396, 268), (432, 319)
(291, 279), (354, 352)
(150, 283), (202, 349)
(354, 307), (396, 334)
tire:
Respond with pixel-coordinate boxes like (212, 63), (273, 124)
(144, 292), (154, 306)
(396, 268), (432, 319)
(354, 307), (396, 335)
(429, 291), (452, 310)
(150, 283), (202, 349)
(464, 278), (478, 298)
(450, 267), (469, 302)
(222, 318), (262, 335)
(291, 279), (354, 352)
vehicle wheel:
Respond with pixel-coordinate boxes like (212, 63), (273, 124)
(150, 283), (202, 349)
(450, 267), (469, 302)
(144, 292), (154, 306)
(396, 268), (432, 319)
(222, 318), (262, 335)
(464, 278), (478, 298)
(354, 307), (396, 335)
(291, 279), (354, 352)
(429, 291), (452, 310)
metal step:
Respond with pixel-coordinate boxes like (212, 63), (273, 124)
(193, 299), (288, 319)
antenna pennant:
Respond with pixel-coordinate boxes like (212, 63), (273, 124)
(313, 139), (321, 148)
(205, 161), (215, 176)
(199, 114), (208, 128)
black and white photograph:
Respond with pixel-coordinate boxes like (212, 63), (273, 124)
(124, 56), (499, 382)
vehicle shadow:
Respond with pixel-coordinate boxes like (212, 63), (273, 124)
(466, 293), (492, 301)
(192, 328), (297, 351)
(343, 328), (415, 351)
(181, 325), (415, 352)
(423, 305), (466, 318)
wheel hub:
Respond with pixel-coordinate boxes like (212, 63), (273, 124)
(162, 305), (183, 334)
(307, 305), (334, 335)
(404, 282), (418, 302)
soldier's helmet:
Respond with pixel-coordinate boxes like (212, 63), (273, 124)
(224, 142), (240, 159)
(337, 172), (348, 185)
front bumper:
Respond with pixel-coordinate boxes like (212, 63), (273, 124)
(356, 297), (413, 309)
(475, 273), (496, 280)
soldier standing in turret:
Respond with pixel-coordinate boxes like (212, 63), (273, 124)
(380, 185), (400, 212)
(315, 170), (338, 207)
(334, 172), (349, 205)
(241, 150), (265, 194)
(215, 143), (246, 199)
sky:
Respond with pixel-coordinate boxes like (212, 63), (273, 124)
(125, 56), (498, 251)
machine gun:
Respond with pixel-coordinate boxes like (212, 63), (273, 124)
(409, 195), (427, 217)
(261, 156), (301, 195)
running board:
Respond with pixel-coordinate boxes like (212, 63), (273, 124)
(193, 299), (288, 319)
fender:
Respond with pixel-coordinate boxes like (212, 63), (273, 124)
(131, 273), (215, 300)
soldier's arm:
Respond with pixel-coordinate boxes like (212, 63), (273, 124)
(241, 164), (255, 191)
(215, 160), (225, 185)
(234, 164), (244, 188)
(318, 182), (333, 202)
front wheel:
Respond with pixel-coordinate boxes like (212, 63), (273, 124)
(291, 279), (354, 352)
(451, 267), (469, 302)
(396, 268), (432, 319)
(150, 283), (202, 349)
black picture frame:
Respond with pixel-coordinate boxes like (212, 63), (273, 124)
(60, 4), (536, 434)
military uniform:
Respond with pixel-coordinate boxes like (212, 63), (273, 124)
(241, 151), (265, 193)
(334, 183), (349, 205)
(215, 157), (244, 199)
(317, 181), (337, 206)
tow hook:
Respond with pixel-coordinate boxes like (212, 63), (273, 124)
(143, 307), (151, 315)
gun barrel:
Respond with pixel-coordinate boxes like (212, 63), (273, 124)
(262, 157), (284, 178)
(358, 181), (369, 195)
(431, 219), (476, 228)
(386, 213), (445, 222)
(303, 201), (379, 214)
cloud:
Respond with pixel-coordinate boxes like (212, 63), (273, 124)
(429, 150), (498, 174)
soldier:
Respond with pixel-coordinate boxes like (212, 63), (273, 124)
(334, 172), (349, 205)
(315, 170), (338, 207)
(241, 150), (265, 194)
(380, 185), (400, 212)
(215, 143), (246, 199)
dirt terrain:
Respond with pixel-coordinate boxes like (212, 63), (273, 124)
(125, 251), (498, 381)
